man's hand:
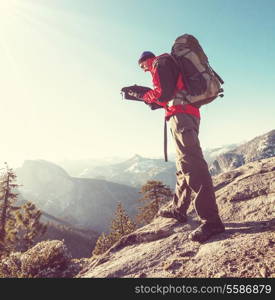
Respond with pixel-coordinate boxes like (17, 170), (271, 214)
(121, 84), (162, 110)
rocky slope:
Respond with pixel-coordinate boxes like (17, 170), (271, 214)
(210, 129), (275, 175)
(77, 156), (275, 278)
(16, 160), (140, 232)
(2, 157), (274, 278)
(0, 240), (82, 278)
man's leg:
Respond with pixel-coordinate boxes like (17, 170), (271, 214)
(170, 114), (224, 241)
(158, 129), (192, 223)
(158, 169), (190, 223)
(172, 169), (192, 215)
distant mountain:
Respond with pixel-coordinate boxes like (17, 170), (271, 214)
(77, 154), (176, 188)
(58, 156), (127, 177)
(203, 144), (240, 165)
(210, 130), (275, 175)
(67, 148), (239, 189)
(16, 160), (140, 232)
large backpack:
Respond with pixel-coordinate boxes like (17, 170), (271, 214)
(171, 34), (224, 107)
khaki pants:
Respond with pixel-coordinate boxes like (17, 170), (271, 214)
(169, 113), (221, 224)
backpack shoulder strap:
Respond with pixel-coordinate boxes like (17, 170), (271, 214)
(153, 53), (179, 71)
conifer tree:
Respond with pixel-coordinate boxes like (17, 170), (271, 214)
(0, 163), (20, 254)
(0, 163), (46, 256)
(92, 233), (113, 256)
(110, 202), (136, 239)
(92, 202), (136, 256)
(136, 180), (172, 225)
(15, 201), (47, 251)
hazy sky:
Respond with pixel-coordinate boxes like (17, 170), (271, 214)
(0, 0), (274, 167)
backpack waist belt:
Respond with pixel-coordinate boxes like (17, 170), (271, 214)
(165, 104), (200, 121)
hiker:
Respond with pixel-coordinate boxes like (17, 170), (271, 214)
(134, 50), (225, 243)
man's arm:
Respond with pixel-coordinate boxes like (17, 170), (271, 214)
(143, 55), (179, 104)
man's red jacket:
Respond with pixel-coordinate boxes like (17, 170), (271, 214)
(142, 54), (200, 120)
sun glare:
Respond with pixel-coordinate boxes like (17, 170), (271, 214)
(0, 0), (16, 12)
(0, 0), (20, 22)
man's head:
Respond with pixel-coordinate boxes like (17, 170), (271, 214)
(138, 51), (155, 72)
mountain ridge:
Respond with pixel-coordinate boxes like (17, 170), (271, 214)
(210, 130), (275, 175)
(57, 130), (274, 188)
(16, 160), (140, 232)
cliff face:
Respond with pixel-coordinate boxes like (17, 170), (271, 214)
(3, 157), (274, 278)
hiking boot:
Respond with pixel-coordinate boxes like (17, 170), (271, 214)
(158, 207), (187, 223)
(189, 221), (225, 243)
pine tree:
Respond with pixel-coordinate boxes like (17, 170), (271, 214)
(136, 180), (173, 225)
(92, 202), (136, 256)
(92, 233), (113, 256)
(110, 202), (136, 239)
(0, 163), (46, 256)
(15, 201), (47, 252)
(0, 163), (21, 254)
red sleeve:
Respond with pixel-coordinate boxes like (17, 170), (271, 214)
(142, 69), (166, 107)
(142, 56), (180, 107)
